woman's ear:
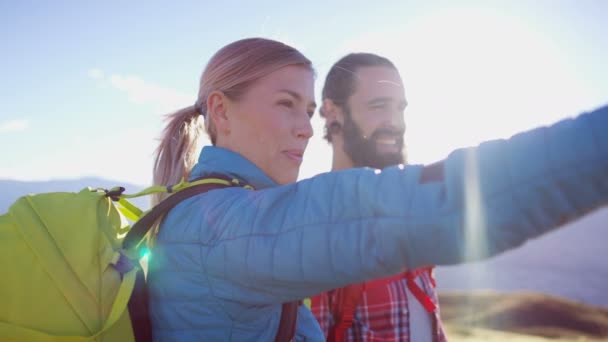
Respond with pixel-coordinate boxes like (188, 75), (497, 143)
(207, 91), (230, 134)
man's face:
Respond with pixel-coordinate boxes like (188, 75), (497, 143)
(342, 66), (407, 169)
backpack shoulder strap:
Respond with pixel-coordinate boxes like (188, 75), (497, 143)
(275, 301), (300, 342)
(122, 174), (300, 342)
(327, 284), (365, 342)
(122, 174), (238, 251)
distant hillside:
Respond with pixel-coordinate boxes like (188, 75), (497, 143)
(0, 178), (148, 212)
(440, 291), (608, 341)
(436, 208), (608, 307)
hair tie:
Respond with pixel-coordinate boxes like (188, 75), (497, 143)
(194, 100), (205, 117)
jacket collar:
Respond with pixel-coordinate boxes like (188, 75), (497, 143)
(190, 146), (278, 190)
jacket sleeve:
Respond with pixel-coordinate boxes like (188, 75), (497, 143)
(201, 105), (608, 304)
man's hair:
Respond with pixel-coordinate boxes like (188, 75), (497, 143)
(321, 53), (396, 142)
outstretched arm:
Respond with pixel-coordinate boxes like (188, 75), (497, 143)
(200, 105), (608, 304)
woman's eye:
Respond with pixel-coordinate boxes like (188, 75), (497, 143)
(278, 100), (294, 108)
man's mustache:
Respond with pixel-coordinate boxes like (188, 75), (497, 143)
(366, 128), (406, 142)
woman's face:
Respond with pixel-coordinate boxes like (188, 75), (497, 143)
(224, 65), (316, 185)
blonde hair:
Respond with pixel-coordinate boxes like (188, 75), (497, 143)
(152, 38), (312, 210)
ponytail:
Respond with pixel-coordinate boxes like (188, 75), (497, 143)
(152, 106), (204, 207)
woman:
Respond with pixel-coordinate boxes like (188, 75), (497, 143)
(148, 37), (608, 341)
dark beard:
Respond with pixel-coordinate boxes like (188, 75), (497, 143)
(342, 108), (406, 169)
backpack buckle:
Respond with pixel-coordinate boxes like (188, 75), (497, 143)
(105, 187), (126, 201)
(112, 251), (139, 279)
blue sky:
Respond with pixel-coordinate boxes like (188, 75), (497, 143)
(1, 0), (607, 185)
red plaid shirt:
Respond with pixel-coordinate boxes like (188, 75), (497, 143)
(310, 269), (447, 342)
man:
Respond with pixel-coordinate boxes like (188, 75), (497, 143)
(309, 53), (447, 342)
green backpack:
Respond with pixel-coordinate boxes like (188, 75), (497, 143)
(0, 175), (249, 341)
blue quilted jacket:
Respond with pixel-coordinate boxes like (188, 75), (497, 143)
(148, 105), (608, 341)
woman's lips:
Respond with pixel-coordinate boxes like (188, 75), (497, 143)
(283, 149), (304, 163)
